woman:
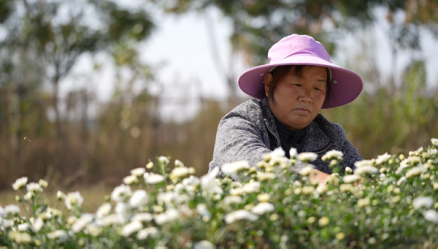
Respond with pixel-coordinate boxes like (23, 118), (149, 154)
(209, 34), (363, 183)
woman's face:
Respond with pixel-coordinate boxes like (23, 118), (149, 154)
(264, 66), (327, 130)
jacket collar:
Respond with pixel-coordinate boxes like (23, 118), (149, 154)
(260, 97), (330, 153)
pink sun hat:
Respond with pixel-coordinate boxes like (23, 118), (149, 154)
(238, 34), (363, 109)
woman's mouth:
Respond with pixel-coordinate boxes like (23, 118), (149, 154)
(294, 108), (310, 114)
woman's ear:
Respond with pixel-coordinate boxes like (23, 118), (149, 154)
(264, 73), (273, 97)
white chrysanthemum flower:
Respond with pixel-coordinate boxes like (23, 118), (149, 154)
(256, 171), (276, 181)
(196, 204), (211, 218)
(146, 162), (154, 169)
(0, 206), (6, 217)
(428, 148), (437, 155)
(10, 232), (31, 244)
(182, 175), (200, 186)
(12, 177), (28, 190)
(397, 176), (406, 186)
(322, 150), (343, 161)
(155, 208), (180, 225)
(30, 217), (43, 232)
(23, 192), (33, 201)
(230, 187), (245, 196)
(175, 159), (184, 167)
(122, 220), (143, 237)
(65, 192), (84, 210)
(269, 156), (288, 167)
(395, 160), (411, 175)
(345, 167), (353, 174)
(67, 216), (77, 225)
(47, 207), (62, 217)
(407, 156), (421, 165)
(145, 173), (165, 184)
(38, 179), (48, 188)
(26, 182), (43, 193)
(111, 184), (132, 202)
(171, 167), (190, 178)
(132, 213), (153, 223)
(299, 165), (314, 176)
(406, 166), (426, 178)
(431, 138), (438, 146)
(71, 214), (94, 233)
(297, 152), (318, 162)
(130, 167), (146, 177)
(158, 156), (170, 164)
(354, 160), (373, 168)
(357, 198), (371, 207)
(222, 161), (250, 175)
(319, 217), (330, 226)
(302, 186), (315, 195)
(173, 183), (184, 193)
(123, 175), (138, 185)
(376, 153), (392, 165)
(18, 223), (29, 231)
(289, 148), (298, 158)
(115, 202), (132, 223)
(86, 224), (102, 237)
(413, 196), (434, 209)
(5, 205), (20, 214)
(343, 174), (361, 183)
(223, 196), (243, 206)
(194, 240), (216, 249)
(100, 214), (123, 226)
(263, 147), (285, 161)
(354, 166), (378, 175)
(257, 193), (270, 203)
(178, 205), (193, 217)
(57, 191), (65, 200)
(423, 209), (438, 223)
(96, 203), (112, 218)
(1, 219), (14, 228)
(129, 190), (148, 208)
(201, 173), (223, 195)
(137, 227), (159, 240)
(251, 202), (275, 215)
(225, 210), (258, 224)
(242, 181), (260, 194)
(157, 191), (178, 205)
(47, 230), (68, 242)
(339, 184), (354, 193)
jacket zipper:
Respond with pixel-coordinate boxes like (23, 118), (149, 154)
(264, 119), (281, 147)
(313, 142), (332, 154)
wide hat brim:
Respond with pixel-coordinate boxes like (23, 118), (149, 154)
(238, 55), (363, 109)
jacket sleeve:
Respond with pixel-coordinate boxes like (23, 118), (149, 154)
(335, 124), (363, 172)
(208, 111), (272, 177)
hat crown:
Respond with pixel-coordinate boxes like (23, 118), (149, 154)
(268, 34), (331, 63)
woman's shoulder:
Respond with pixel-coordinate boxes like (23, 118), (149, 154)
(313, 114), (347, 139)
(221, 98), (264, 121)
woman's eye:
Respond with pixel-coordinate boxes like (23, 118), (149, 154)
(314, 88), (322, 91)
(294, 84), (302, 87)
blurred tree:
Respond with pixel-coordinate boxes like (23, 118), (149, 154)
(0, 0), (154, 138)
(0, 0), (155, 187)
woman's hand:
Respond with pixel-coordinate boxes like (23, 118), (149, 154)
(308, 169), (330, 191)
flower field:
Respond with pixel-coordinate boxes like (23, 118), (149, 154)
(1, 138), (438, 248)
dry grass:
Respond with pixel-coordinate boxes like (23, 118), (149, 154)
(0, 185), (112, 215)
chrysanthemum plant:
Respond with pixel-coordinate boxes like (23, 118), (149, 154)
(1, 139), (438, 248)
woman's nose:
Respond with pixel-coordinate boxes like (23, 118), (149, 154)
(298, 87), (313, 103)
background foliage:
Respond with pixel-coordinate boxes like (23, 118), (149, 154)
(0, 0), (437, 191)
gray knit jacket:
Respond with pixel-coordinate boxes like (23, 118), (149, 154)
(209, 98), (362, 176)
